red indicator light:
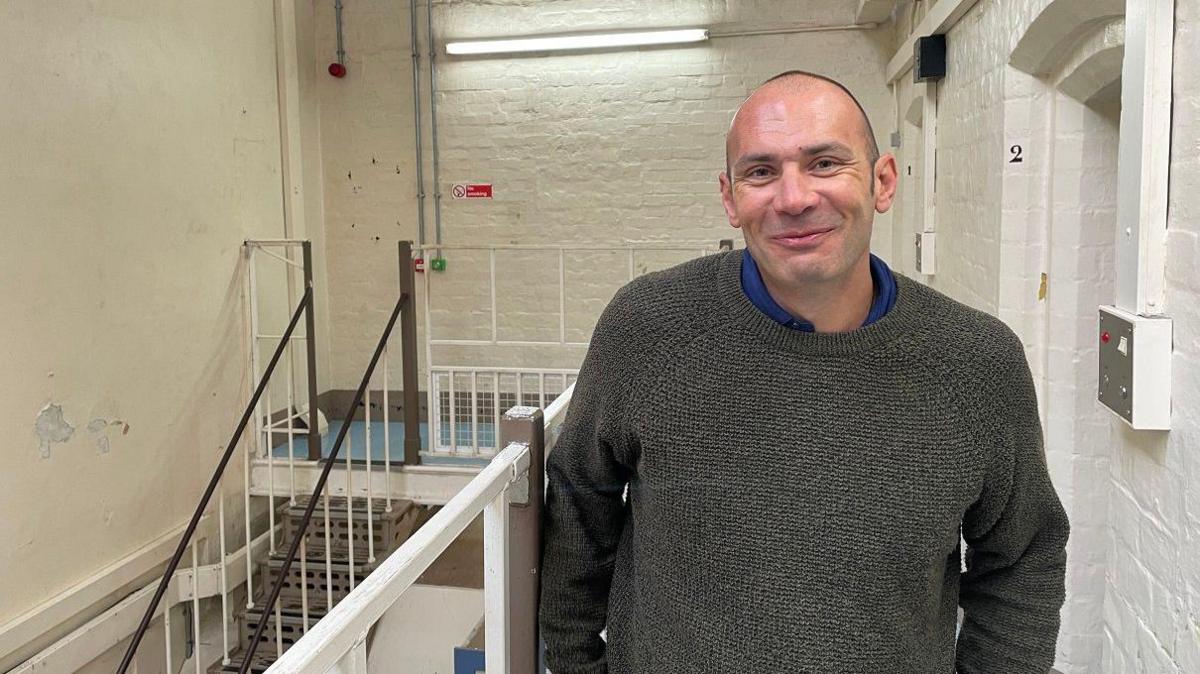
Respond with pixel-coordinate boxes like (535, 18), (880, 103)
(328, 62), (347, 78)
(1101, 331), (1111, 344)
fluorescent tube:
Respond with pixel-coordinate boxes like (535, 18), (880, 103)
(445, 28), (710, 55)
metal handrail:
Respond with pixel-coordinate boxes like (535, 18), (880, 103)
(115, 287), (314, 674)
(238, 289), (410, 673)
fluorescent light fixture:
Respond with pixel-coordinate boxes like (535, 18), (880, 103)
(445, 28), (710, 55)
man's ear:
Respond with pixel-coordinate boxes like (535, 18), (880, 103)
(719, 171), (740, 228)
(873, 154), (899, 214)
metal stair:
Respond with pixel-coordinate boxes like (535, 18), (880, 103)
(211, 496), (420, 673)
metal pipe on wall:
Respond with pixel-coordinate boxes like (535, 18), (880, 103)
(334, 0), (346, 65)
(427, 0), (444, 248)
(409, 0), (427, 246)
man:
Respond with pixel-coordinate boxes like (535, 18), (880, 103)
(539, 71), (1069, 674)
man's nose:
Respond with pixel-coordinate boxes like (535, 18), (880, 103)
(774, 165), (820, 215)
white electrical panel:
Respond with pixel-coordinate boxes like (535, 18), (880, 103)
(1098, 305), (1172, 430)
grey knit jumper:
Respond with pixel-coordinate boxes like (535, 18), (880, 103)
(539, 250), (1069, 674)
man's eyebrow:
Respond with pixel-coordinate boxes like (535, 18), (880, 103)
(803, 142), (855, 157)
(733, 153), (777, 169)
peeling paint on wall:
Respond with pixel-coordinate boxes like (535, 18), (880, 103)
(87, 419), (110, 453)
(86, 418), (129, 454)
(34, 403), (74, 458)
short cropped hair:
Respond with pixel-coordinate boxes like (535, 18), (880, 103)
(726, 70), (881, 180)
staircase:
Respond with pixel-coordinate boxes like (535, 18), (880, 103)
(216, 496), (420, 673)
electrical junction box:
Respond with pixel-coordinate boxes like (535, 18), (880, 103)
(915, 232), (936, 275)
(1098, 305), (1172, 430)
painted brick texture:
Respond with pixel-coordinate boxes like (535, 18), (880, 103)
(892, 0), (1200, 671)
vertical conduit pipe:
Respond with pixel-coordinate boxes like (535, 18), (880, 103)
(409, 0), (427, 246)
(427, 0), (444, 249)
(334, 0), (346, 65)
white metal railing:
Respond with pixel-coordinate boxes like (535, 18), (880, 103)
(245, 239), (321, 667)
(265, 390), (573, 674)
(428, 366), (577, 458)
(417, 243), (716, 458)
(97, 240), (325, 674)
(415, 242), (718, 348)
(6, 521), (278, 674)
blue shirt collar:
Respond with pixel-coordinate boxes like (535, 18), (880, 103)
(740, 248), (897, 332)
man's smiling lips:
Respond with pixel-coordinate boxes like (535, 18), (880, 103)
(770, 228), (834, 249)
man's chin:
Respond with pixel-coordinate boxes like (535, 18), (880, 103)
(764, 261), (838, 288)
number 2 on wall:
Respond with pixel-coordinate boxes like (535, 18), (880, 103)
(1009, 144), (1024, 163)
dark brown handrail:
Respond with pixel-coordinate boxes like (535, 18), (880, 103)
(238, 289), (409, 673)
(115, 287), (313, 674)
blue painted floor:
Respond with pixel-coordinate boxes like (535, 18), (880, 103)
(270, 420), (498, 466)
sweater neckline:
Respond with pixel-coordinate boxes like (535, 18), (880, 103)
(715, 249), (927, 356)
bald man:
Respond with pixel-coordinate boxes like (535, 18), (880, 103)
(539, 71), (1069, 674)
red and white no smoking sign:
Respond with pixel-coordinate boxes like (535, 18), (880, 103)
(451, 183), (493, 199)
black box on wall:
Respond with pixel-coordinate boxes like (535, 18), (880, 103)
(914, 34), (947, 82)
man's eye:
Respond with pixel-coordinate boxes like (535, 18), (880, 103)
(746, 167), (771, 178)
(814, 159), (837, 170)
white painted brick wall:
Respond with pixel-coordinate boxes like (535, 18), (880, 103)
(1043, 95), (1120, 673)
(315, 0), (895, 387)
(1117, 0), (1200, 668)
(891, 0), (1200, 670)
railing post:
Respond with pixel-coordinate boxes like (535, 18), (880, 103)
(303, 241), (321, 461)
(498, 405), (545, 674)
(484, 469), (513, 674)
(399, 240), (422, 465)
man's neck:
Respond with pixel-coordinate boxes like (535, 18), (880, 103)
(761, 254), (875, 333)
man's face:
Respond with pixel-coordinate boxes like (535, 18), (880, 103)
(719, 83), (896, 292)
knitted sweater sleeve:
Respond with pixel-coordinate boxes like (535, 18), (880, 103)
(956, 332), (1070, 674)
(538, 287), (642, 674)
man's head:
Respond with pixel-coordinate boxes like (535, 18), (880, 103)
(719, 71), (897, 293)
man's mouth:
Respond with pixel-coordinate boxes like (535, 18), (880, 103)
(772, 228), (834, 248)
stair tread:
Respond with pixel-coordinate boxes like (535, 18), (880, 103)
(208, 647), (277, 674)
(267, 549), (383, 567)
(244, 596), (331, 619)
(281, 495), (414, 519)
